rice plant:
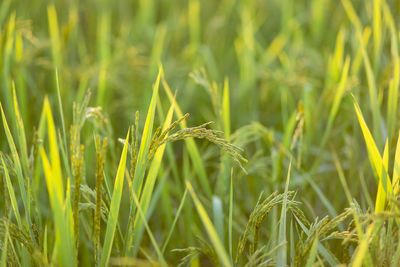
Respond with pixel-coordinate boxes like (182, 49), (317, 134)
(1, 0), (400, 266)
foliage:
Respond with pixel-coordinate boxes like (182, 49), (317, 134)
(1, 0), (400, 266)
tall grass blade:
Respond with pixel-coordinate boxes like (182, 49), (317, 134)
(353, 100), (392, 200)
(1, 13), (15, 118)
(100, 129), (130, 267)
(373, 0), (382, 69)
(124, 67), (162, 255)
(228, 170), (233, 260)
(47, 4), (62, 68)
(277, 161), (291, 267)
(393, 132), (400, 194)
(0, 103), (34, 242)
(161, 188), (188, 254)
(375, 139), (388, 213)
(382, 0), (400, 141)
(55, 69), (70, 177)
(132, 98), (174, 253)
(94, 136), (107, 264)
(11, 84), (29, 177)
(132, 193), (167, 266)
(1, 155), (22, 229)
(343, 0), (383, 148)
(212, 196), (224, 245)
(320, 57), (350, 150)
(222, 78), (231, 138)
(40, 97), (75, 267)
(186, 181), (231, 267)
(96, 9), (110, 106)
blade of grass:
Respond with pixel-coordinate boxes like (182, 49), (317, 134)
(353, 99), (392, 200)
(304, 173), (338, 218)
(393, 132), (400, 194)
(218, 78), (232, 196)
(47, 4), (62, 68)
(96, 9), (110, 106)
(124, 67), (162, 256)
(373, 0), (382, 70)
(0, 102), (35, 244)
(342, 0), (383, 148)
(277, 161), (291, 267)
(320, 57), (350, 151)
(1, 13), (15, 119)
(332, 150), (354, 205)
(222, 77), (231, 138)
(33, 104), (47, 195)
(44, 225), (48, 263)
(94, 136), (107, 265)
(14, 32), (28, 127)
(186, 181), (231, 267)
(212, 196), (224, 245)
(161, 188), (188, 254)
(11, 83), (29, 177)
(382, 0), (400, 141)
(351, 28), (371, 76)
(375, 139), (388, 213)
(132, 98), (175, 253)
(1, 155), (22, 229)
(148, 24), (166, 79)
(146, 168), (172, 228)
(40, 97), (75, 267)
(43, 98), (63, 192)
(100, 129), (130, 267)
(329, 27), (345, 85)
(188, 0), (200, 50)
(55, 69), (71, 178)
(228, 169), (233, 260)
(132, 192), (167, 266)
(40, 149), (75, 267)
(66, 179), (77, 262)
(132, 67), (162, 200)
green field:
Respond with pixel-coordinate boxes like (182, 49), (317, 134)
(1, 0), (400, 266)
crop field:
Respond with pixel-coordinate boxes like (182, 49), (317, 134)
(1, 0), (400, 266)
